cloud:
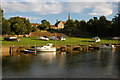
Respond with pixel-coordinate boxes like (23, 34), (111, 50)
(24, 16), (42, 20)
(88, 3), (114, 16)
(65, 0), (119, 2)
(2, 2), (29, 12)
(2, 2), (116, 16)
(65, 2), (94, 13)
(7, 15), (41, 20)
(1, 0), (119, 2)
(65, 2), (115, 16)
(2, 2), (62, 15)
(1, 0), (57, 2)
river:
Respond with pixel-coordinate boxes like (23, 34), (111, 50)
(2, 50), (119, 78)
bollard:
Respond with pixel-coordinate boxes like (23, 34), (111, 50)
(9, 47), (12, 56)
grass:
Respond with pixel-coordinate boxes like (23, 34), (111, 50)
(1, 37), (120, 47)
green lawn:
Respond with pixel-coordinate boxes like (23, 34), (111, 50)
(1, 37), (120, 47)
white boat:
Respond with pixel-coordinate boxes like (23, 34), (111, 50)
(38, 36), (49, 41)
(99, 44), (116, 49)
(35, 43), (56, 52)
(4, 37), (20, 41)
(93, 37), (101, 42)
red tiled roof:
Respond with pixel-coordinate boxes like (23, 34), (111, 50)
(50, 25), (57, 27)
(31, 23), (41, 26)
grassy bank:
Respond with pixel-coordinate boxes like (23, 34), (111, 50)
(1, 37), (120, 47)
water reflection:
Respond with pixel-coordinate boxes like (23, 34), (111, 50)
(62, 50), (118, 78)
(2, 50), (119, 78)
(36, 52), (56, 64)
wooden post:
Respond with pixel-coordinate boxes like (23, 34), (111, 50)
(9, 45), (14, 56)
(9, 47), (12, 56)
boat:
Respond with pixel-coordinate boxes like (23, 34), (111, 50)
(35, 43), (56, 52)
(4, 37), (20, 41)
(99, 44), (116, 49)
(38, 36), (49, 41)
(93, 37), (101, 42)
(21, 49), (36, 53)
(49, 36), (66, 41)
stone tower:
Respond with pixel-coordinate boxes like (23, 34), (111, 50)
(68, 12), (70, 20)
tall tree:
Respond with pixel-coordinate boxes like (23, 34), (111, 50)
(9, 17), (31, 35)
(87, 19), (94, 34)
(2, 18), (11, 34)
(80, 20), (87, 31)
(24, 19), (32, 34)
(0, 9), (3, 35)
(64, 19), (76, 36)
(92, 17), (99, 35)
(75, 20), (81, 31)
(98, 16), (112, 36)
(112, 11), (120, 36)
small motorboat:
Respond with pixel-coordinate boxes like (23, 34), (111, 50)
(21, 49), (36, 53)
(4, 37), (20, 41)
(99, 44), (116, 49)
(35, 43), (56, 52)
(93, 37), (101, 42)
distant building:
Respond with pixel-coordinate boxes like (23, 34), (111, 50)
(55, 21), (66, 29)
(31, 23), (40, 27)
(53, 12), (70, 29)
(68, 12), (71, 20)
(49, 21), (66, 30)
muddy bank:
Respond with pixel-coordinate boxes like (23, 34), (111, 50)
(1, 44), (120, 56)
(2, 46), (28, 56)
(57, 44), (120, 52)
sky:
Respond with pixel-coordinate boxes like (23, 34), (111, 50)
(0, 0), (119, 25)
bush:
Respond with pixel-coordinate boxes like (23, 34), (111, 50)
(10, 31), (15, 35)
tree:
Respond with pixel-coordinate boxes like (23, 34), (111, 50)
(0, 9), (4, 35)
(87, 16), (110, 36)
(12, 23), (22, 35)
(87, 19), (94, 34)
(38, 20), (50, 30)
(112, 11), (120, 36)
(9, 17), (31, 35)
(98, 16), (112, 36)
(32, 26), (39, 32)
(2, 18), (11, 34)
(75, 20), (81, 31)
(24, 19), (32, 34)
(63, 19), (76, 36)
(80, 20), (87, 31)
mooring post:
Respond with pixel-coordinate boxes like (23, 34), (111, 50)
(9, 45), (14, 56)
(9, 47), (12, 56)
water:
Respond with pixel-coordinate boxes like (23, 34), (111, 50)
(2, 50), (119, 78)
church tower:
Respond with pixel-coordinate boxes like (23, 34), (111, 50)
(68, 12), (70, 20)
